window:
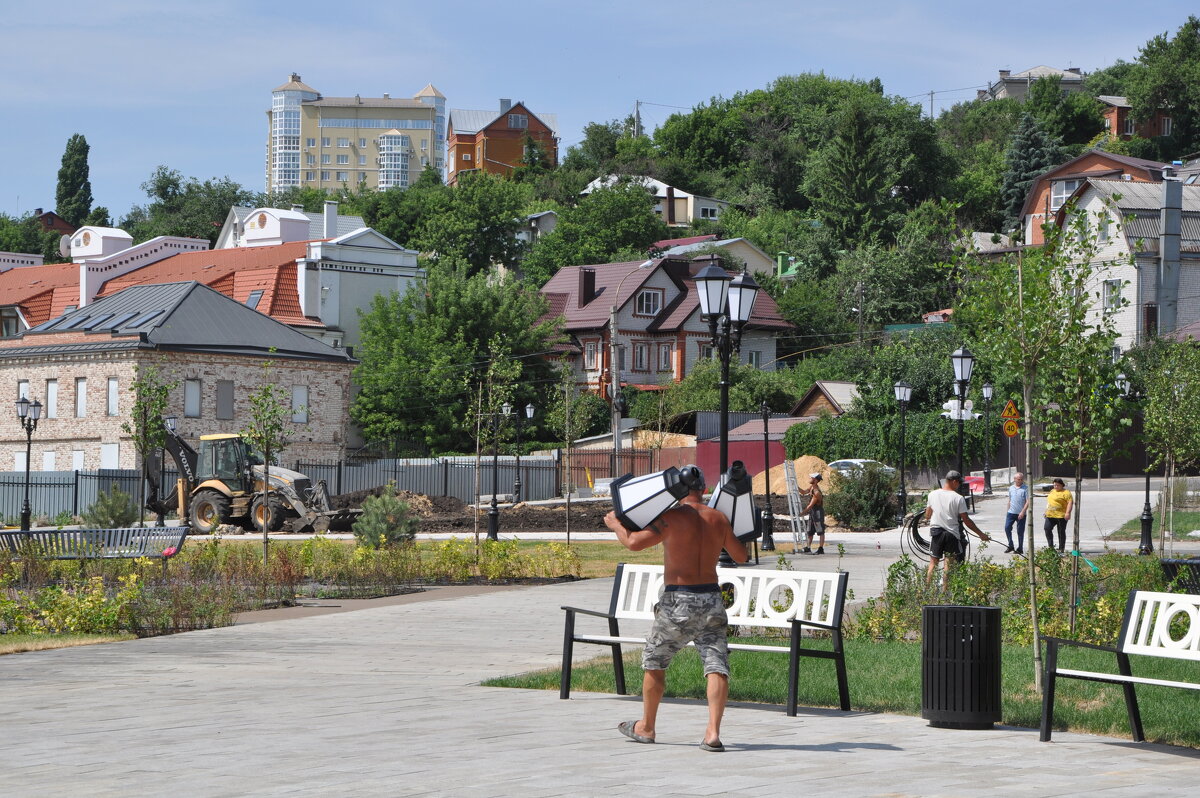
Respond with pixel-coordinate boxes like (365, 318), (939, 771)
(99, 443), (119, 470)
(17, 379), (28, 400)
(216, 380), (235, 420)
(1, 307), (21, 337)
(337, 137), (350, 148)
(462, 153), (472, 161)
(508, 113), (528, 129)
(45, 379), (57, 418)
(42, 451), (55, 472)
(1103, 279), (1123, 312)
(306, 154), (315, 166)
(1098, 212), (1110, 242)
(321, 136), (330, 147)
(13, 451), (25, 471)
(245, 290), (264, 310)
(106, 377), (118, 416)
(699, 207), (720, 219)
(584, 341), (598, 370)
(321, 171), (330, 181)
(72, 450), (84, 471)
(617, 346), (626, 371)
(1111, 345), (1122, 364)
(336, 171), (348, 181)
(291, 386), (309, 423)
(321, 154), (331, 164)
(305, 137), (316, 147)
(74, 378), (86, 417)
(1162, 116), (1173, 137)
(633, 343), (649, 371)
(358, 155), (366, 166)
(658, 343), (672, 372)
(746, 350), (762, 368)
(358, 138), (367, 148)
(358, 172), (368, 183)
(1050, 178), (1083, 211)
(699, 344), (714, 360)
(336, 154), (349, 165)
(635, 289), (662, 316)
(305, 171), (315, 181)
(184, 379), (201, 418)
(1123, 118), (1134, 136)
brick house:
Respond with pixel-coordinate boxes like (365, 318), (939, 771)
(1097, 96), (1176, 142)
(581, 176), (729, 227)
(539, 256), (792, 395)
(446, 100), (558, 185)
(1018, 149), (1165, 245)
(0, 281), (355, 471)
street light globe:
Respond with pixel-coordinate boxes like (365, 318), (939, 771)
(693, 263), (732, 319)
(982, 382), (994, 401)
(893, 380), (913, 404)
(1116, 373), (1131, 397)
(164, 415), (178, 432)
(29, 400), (42, 421)
(524, 403), (535, 420)
(502, 402), (513, 417)
(727, 269), (760, 324)
(950, 347), (975, 384)
(15, 396), (29, 419)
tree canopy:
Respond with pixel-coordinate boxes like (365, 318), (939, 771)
(55, 134), (93, 228)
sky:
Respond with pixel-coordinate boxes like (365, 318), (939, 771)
(2, 0), (1194, 219)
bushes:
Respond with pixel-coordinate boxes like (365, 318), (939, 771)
(352, 490), (418, 549)
(783, 411), (993, 471)
(824, 465), (898, 529)
(82, 483), (140, 528)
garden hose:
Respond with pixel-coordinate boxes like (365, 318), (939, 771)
(899, 512), (971, 563)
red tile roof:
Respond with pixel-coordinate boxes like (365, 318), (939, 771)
(652, 234), (717, 249)
(0, 262), (81, 326)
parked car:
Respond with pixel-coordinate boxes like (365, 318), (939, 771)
(827, 459), (897, 479)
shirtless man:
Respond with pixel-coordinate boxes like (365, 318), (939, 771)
(801, 473), (826, 555)
(604, 467), (749, 752)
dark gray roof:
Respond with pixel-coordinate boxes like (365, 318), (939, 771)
(22, 282), (354, 362)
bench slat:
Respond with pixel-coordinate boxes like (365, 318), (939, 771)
(1056, 668), (1200, 690)
(0, 528), (187, 560)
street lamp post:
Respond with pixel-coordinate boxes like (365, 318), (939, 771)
(759, 400), (775, 551)
(15, 396), (43, 533)
(486, 406), (506, 542)
(1118, 374), (1155, 555)
(695, 261), (760, 567)
(511, 403), (534, 504)
(982, 382), (994, 495)
(950, 347), (975, 497)
(894, 381), (912, 524)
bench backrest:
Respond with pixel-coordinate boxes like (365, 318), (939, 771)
(1119, 590), (1200, 662)
(0, 528), (186, 558)
(610, 563), (848, 630)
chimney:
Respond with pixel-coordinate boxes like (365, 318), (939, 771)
(382, 93), (390, 100)
(34, 208), (42, 216)
(324, 200), (338, 239)
(290, 72), (301, 82)
(998, 69), (1011, 78)
(665, 186), (676, 225)
(291, 204), (304, 212)
(1066, 67), (1082, 75)
(577, 267), (596, 307)
(1158, 166), (1183, 333)
(500, 98), (513, 114)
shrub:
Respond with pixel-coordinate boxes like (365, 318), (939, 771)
(824, 465), (897, 529)
(352, 491), (418, 548)
(82, 483), (140, 528)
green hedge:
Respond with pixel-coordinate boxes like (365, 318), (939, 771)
(783, 410), (995, 470)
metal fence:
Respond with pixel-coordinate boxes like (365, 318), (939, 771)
(0, 468), (179, 523)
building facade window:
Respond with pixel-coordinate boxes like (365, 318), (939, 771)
(45, 379), (57, 418)
(321, 154), (331, 164)
(635, 289), (662, 316)
(72, 450), (84, 471)
(584, 341), (598, 370)
(358, 155), (367, 165)
(184, 379), (201, 418)
(699, 207), (719, 219)
(106, 377), (119, 416)
(306, 154), (315, 166)
(337, 137), (350, 148)
(320, 171), (330, 181)
(699, 343), (714, 360)
(17, 379), (28, 400)
(358, 138), (367, 148)
(1162, 117), (1173, 137)
(1050, 178), (1083, 211)
(321, 137), (330, 147)
(633, 343), (649, 371)
(305, 138), (316, 147)
(291, 386), (309, 424)
(1103, 279), (1123, 312)
(508, 114), (528, 129)
(1123, 118), (1135, 136)
(462, 153), (472, 161)
(746, 350), (762, 368)
(305, 171), (315, 181)
(2, 307), (23, 337)
(216, 380), (235, 420)
(358, 172), (368, 183)
(336, 154), (349, 165)
(336, 171), (349, 181)
(658, 343), (672, 372)
(42, 451), (55, 471)
(74, 378), (86, 417)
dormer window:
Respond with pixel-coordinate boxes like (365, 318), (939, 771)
(508, 114), (528, 129)
(635, 289), (662, 317)
(1050, 178), (1083, 212)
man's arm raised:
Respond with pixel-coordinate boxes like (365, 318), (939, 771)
(605, 511), (662, 552)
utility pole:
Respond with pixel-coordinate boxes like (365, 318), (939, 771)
(929, 90), (934, 120)
(856, 280), (864, 346)
(633, 100), (643, 138)
(609, 303), (623, 474)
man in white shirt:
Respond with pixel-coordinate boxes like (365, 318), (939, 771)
(924, 471), (990, 589)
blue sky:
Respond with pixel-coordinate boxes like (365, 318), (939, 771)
(2, 1), (1193, 219)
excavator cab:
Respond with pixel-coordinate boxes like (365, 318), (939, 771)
(197, 434), (251, 494)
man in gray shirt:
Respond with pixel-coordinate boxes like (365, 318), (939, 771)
(924, 471), (990, 589)
(1003, 472), (1030, 554)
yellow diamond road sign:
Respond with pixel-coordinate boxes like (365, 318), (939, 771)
(1000, 400), (1020, 419)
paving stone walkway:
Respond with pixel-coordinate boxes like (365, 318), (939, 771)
(1, 576), (1197, 796)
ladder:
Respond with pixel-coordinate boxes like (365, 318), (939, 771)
(783, 460), (808, 553)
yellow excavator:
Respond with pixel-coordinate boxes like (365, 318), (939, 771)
(147, 430), (359, 534)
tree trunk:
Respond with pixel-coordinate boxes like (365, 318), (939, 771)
(1068, 458), (1083, 635)
(1023, 381), (1043, 691)
(261, 454), (270, 566)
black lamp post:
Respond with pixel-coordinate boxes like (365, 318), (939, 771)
(894, 380), (912, 524)
(982, 382), (994, 495)
(950, 347), (975, 497)
(695, 261), (760, 567)
(759, 399), (775, 551)
(510, 403), (534, 504)
(15, 396), (42, 533)
(486, 406), (507, 542)
(1118, 374), (1155, 555)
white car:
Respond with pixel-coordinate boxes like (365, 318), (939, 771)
(827, 459), (897, 479)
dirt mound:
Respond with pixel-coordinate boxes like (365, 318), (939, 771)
(418, 500), (613, 535)
(752, 456), (830, 495)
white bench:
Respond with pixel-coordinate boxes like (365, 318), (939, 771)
(1040, 590), (1200, 742)
(560, 563), (850, 716)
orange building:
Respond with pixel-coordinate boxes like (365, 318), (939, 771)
(1018, 149), (1165, 245)
(446, 100), (558, 185)
(1098, 96), (1175, 141)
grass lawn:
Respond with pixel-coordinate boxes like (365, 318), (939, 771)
(1109, 510), (1200, 542)
(485, 637), (1200, 748)
(0, 633), (135, 656)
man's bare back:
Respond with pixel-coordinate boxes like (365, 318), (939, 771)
(605, 492), (749, 582)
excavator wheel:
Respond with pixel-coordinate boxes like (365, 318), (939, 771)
(250, 495), (286, 533)
(190, 490), (231, 534)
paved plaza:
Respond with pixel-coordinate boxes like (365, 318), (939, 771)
(2, 527), (1199, 797)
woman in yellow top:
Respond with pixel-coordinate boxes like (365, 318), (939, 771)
(1043, 478), (1073, 552)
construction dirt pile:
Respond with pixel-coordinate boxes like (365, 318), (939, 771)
(752, 456), (831, 495)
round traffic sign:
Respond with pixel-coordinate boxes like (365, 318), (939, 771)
(1003, 419), (1019, 438)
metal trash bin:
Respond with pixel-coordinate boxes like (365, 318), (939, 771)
(921, 605), (1001, 730)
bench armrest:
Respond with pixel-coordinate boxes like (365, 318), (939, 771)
(561, 606), (616, 620)
(1043, 637), (1118, 654)
(790, 618), (839, 631)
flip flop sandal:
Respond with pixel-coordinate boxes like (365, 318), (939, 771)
(700, 740), (725, 752)
(618, 720), (654, 744)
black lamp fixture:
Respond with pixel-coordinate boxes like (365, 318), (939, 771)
(610, 466), (701, 531)
(894, 380), (913, 524)
(708, 461), (761, 543)
(15, 395), (43, 533)
(507, 403), (535, 504)
(950, 347), (975, 497)
(1117, 373), (1155, 555)
(759, 399), (775, 551)
(981, 382), (994, 495)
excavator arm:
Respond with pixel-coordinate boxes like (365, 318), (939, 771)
(146, 428), (199, 518)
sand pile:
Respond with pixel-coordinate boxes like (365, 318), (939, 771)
(752, 456), (830, 495)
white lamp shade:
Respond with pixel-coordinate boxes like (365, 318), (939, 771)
(727, 270), (760, 324)
(982, 383), (993, 400)
(525, 403), (535, 419)
(502, 402), (512, 416)
(29, 400), (42, 421)
(693, 264), (731, 318)
(707, 460), (760, 541)
(15, 396), (29, 419)
(164, 415), (178, 432)
(1116, 373), (1130, 396)
(951, 347), (975, 384)
(611, 467), (693, 531)
(893, 380), (913, 404)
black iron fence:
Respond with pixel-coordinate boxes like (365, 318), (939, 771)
(0, 468), (180, 524)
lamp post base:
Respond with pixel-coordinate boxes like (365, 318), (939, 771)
(486, 508), (500, 541)
(19, 507), (31, 533)
(983, 468), (993, 495)
(1138, 510), (1154, 556)
(718, 550), (737, 567)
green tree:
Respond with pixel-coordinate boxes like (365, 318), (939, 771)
(0, 213), (63, 263)
(356, 166), (448, 247)
(1084, 60), (1140, 97)
(1127, 15), (1200, 157)
(122, 166), (261, 245)
(1000, 114), (1066, 233)
(1140, 340), (1200, 551)
(55, 134), (93, 228)
(242, 362), (294, 564)
(414, 171), (529, 275)
(1026, 76), (1104, 148)
(120, 364), (177, 526)
(561, 119), (625, 174)
(937, 97), (1023, 232)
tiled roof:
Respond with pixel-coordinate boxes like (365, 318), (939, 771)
(450, 105), (559, 136)
(273, 74), (319, 93)
(414, 84), (445, 99)
(1010, 66), (1083, 81)
(652, 235), (717, 249)
(0, 261), (81, 326)
(724, 416), (815, 442)
(1097, 95), (1131, 108)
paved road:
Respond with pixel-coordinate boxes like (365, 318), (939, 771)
(2, 575), (1198, 796)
